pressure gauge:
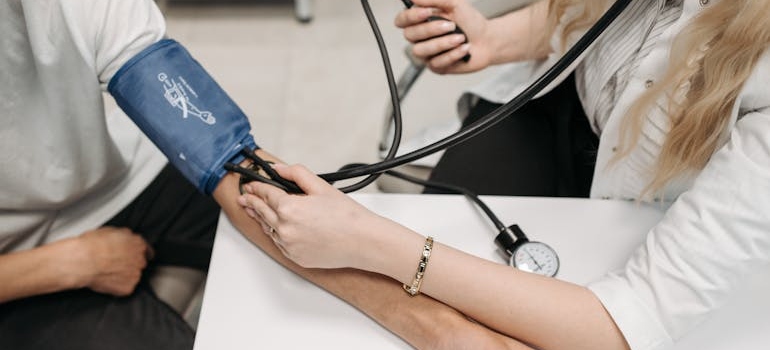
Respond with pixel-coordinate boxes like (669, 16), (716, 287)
(495, 224), (560, 277)
(509, 241), (559, 277)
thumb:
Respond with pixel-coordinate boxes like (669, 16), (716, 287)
(272, 164), (332, 195)
(411, 0), (457, 10)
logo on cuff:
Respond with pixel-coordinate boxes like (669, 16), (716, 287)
(158, 72), (216, 125)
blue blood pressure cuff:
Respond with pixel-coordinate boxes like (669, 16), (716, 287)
(108, 39), (258, 194)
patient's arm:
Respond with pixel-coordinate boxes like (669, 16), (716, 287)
(212, 149), (532, 350)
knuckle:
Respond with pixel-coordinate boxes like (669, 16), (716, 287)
(410, 45), (424, 58)
(405, 10), (421, 25)
(431, 40), (451, 55)
(126, 272), (142, 288)
(405, 23), (437, 43)
(403, 30), (414, 43)
(394, 11), (406, 25)
(117, 286), (134, 297)
(404, 29), (421, 43)
(428, 60), (445, 71)
(131, 235), (145, 245)
(438, 35), (458, 50)
(430, 63), (449, 75)
(411, 26), (428, 41)
(450, 48), (464, 61)
(413, 42), (436, 58)
(274, 200), (297, 218)
(275, 227), (294, 244)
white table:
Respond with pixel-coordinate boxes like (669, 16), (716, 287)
(194, 193), (770, 349)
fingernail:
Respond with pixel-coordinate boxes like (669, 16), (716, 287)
(460, 43), (470, 52)
(237, 196), (247, 206)
(452, 34), (465, 44)
(271, 163), (287, 169)
(440, 21), (455, 31)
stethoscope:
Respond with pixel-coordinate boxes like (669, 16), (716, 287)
(226, 0), (632, 277)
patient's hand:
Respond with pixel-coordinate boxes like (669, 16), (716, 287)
(74, 227), (151, 296)
(237, 164), (399, 270)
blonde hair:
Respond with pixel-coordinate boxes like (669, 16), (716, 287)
(548, 0), (770, 197)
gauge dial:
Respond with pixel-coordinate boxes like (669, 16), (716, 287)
(510, 241), (559, 277)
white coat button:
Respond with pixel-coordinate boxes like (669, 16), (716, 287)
(700, 0), (709, 6)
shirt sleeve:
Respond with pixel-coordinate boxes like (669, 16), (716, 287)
(587, 107), (770, 350)
(84, 0), (166, 87)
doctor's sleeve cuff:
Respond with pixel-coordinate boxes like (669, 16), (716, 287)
(588, 275), (674, 350)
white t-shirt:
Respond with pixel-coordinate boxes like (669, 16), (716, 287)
(0, 0), (168, 252)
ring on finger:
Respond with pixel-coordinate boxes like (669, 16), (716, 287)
(262, 223), (277, 237)
(267, 225), (279, 240)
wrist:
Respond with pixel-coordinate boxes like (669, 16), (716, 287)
(357, 219), (426, 285)
(55, 237), (95, 290)
(214, 148), (283, 200)
(486, 17), (531, 64)
(487, 3), (551, 64)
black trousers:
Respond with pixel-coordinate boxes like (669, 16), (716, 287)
(0, 165), (220, 350)
(426, 74), (599, 197)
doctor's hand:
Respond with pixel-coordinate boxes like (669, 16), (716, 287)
(395, 0), (493, 74)
(237, 164), (399, 270)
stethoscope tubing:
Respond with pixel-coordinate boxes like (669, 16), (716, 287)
(319, 0), (632, 185)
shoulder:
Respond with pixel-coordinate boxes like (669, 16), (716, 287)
(54, 0), (167, 84)
(36, 0), (165, 44)
(738, 48), (770, 112)
(68, 0), (164, 33)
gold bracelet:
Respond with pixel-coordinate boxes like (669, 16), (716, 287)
(403, 236), (434, 296)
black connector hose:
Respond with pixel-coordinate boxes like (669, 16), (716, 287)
(333, 0), (405, 193)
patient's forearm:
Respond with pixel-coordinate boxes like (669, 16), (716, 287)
(212, 150), (531, 349)
(0, 241), (77, 303)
